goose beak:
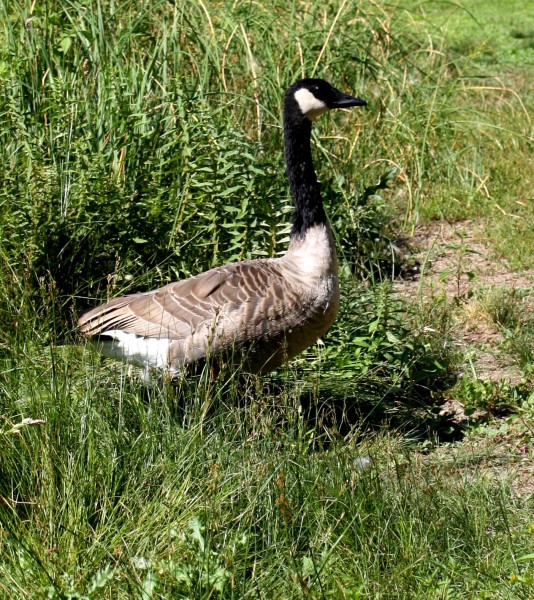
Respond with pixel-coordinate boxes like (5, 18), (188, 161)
(329, 91), (367, 109)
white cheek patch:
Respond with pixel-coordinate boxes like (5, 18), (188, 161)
(294, 88), (327, 120)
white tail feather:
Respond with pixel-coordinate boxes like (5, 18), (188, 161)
(96, 330), (171, 370)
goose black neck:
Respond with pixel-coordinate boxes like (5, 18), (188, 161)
(284, 111), (326, 239)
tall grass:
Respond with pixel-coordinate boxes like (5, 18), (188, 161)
(1, 353), (532, 597)
(0, 0), (532, 597)
(1, 0), (530, 330)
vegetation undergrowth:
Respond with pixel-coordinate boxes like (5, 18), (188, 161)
(1, 351), (532, 597)
(0, 0), (532, 597)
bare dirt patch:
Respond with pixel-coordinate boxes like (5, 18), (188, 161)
(395, 220), (534, 501)
(395, 220), (534, 384)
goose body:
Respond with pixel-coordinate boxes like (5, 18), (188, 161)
(79, 79), (366, 376)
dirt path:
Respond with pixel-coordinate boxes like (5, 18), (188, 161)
(395, 221), (533, 499)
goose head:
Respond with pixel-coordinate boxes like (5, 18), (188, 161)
(285, 78), (367, 123)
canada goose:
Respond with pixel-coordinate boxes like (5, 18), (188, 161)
(79, 79), (367, 377)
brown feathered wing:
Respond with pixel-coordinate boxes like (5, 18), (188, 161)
(78, 260), (310, 372)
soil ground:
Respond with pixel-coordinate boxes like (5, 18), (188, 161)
(395, 220), (534, 383)
(395, 220), (534, 499)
